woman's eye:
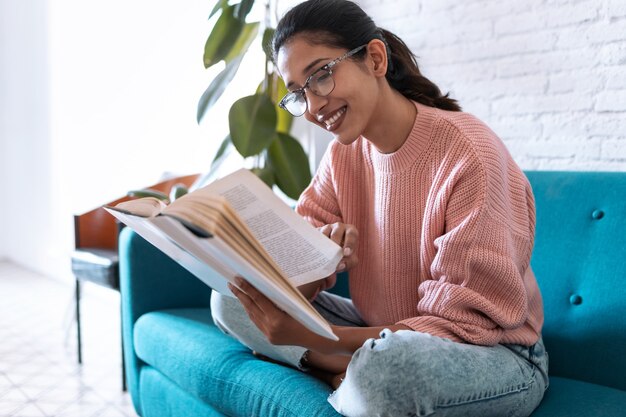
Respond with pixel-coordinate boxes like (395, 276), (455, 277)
(316, 72), (332, 82)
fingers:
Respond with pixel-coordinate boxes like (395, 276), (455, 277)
(319, 223), (343, 246)
(228, 279), (258, 314)
(318, 223), (358, 249)
(342, 225), (359, 257)
(318, 223), (359, 271)
(229, 277), (281, 316)
(329, 223), (346, 247)
(318, 223), (359, 272)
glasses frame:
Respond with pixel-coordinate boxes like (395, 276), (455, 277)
(278, 44), (368, 117)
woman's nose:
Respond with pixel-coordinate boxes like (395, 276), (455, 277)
(305, 91), (328, 117)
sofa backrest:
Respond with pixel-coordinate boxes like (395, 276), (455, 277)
(526, 171), (626, 391)
(329, 171), (626, 391)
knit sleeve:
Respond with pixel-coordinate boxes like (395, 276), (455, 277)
(398, 156), (535, 346)
(295, 145), (343, 228)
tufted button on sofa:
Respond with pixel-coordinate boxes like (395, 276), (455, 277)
(119, 171), (626, 417)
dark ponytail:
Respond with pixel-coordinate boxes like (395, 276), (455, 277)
(380, 29), (461, 111)
(272, 0), (461, 112)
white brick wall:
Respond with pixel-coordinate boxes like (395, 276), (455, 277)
(357, 0), (626, 171)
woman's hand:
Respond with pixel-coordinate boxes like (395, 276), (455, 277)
(228, 277), (322, 347)
(319, 223), (359, 272)
(229, 276), (412, 356)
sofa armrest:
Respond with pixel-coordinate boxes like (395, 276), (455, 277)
(119, 227), (213, 414)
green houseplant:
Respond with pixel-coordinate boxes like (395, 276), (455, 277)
(196, 0), (312, 200)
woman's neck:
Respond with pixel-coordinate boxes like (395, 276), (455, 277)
(363, 86), (417, 154)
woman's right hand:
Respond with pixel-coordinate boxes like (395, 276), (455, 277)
(318, 223), (359, 272)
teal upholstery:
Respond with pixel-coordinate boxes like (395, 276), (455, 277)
(119, 171), (626, 416)
(529, 377), (626, 417)
(525, 171), (626, 392)
(119, 229), (213, 415)
(134, 309), (338, 416)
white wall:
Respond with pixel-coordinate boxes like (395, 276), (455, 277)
(358, 0), (626, 170)
(0, 0), (52, 268)
(0, 0), (267, 281)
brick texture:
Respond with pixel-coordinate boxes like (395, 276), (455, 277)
(357, 0), (626, 171)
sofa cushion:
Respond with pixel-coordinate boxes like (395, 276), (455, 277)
(134, 308), (340, 417)
(531, 376), (626, 417)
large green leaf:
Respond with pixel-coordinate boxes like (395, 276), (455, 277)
(273, 78), (293, 133)
(223, 21), (260, 64)
(267, 132), (312, 199)
(204, 5), (244, 69)
(229, 94), (277, 157)
(197, 55), (244, 123)
(234, 0), (255, 21)
(256, 76), (293, 133)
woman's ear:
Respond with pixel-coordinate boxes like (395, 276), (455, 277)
(366, 39), (388, 77)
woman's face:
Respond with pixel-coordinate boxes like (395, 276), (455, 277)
(276, 36), (381, 146)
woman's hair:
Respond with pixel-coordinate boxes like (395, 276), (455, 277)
(272, 0), (461, 112)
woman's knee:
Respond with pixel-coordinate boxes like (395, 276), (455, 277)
(348, 329), (447, 381)
(329, 329), (443, 417)
(210, 291), (250, 336)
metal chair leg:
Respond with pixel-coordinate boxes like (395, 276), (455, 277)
(75, 279), (83, 364)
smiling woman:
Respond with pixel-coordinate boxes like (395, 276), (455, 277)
(209, 1), (549, 417)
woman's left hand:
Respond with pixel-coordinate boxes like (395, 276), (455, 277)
(228, 277), (320, 347)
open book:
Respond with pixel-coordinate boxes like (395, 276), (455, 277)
(105, 169), (342, 340)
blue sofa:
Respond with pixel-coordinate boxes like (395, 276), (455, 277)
(119, 171), (626, 416)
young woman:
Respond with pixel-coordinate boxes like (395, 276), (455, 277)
(211, 0), (549, 415)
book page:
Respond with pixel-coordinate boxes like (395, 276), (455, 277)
(164, 199), (284, 283)
(110, 197), (166, 217)
(197, 169), (343, 287)
(194, 235), (337, 340)
(105, 208), (233, 297)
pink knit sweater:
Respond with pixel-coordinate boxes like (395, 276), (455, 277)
(296, 101), (544, 346)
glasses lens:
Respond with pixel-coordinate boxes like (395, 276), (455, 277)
(310, 70), (334, 97)
(281, 92), (306, 116)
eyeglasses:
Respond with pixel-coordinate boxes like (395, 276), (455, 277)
(278, 44), (367, 117)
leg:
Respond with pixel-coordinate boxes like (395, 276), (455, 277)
(312, 291), (367, 327)
(210, 292), (308, 368)
(328, 329), (549, 417)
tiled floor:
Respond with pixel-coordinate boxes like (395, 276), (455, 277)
(0, 262), (138, 417)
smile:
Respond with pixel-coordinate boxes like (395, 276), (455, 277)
(323, 106), (347, 130)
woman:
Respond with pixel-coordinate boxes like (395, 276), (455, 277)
(211, 0), (549, 416)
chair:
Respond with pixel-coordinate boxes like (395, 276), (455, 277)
(71, 174), (199, 391)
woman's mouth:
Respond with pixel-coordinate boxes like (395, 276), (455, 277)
(323, 106), (347, 131)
